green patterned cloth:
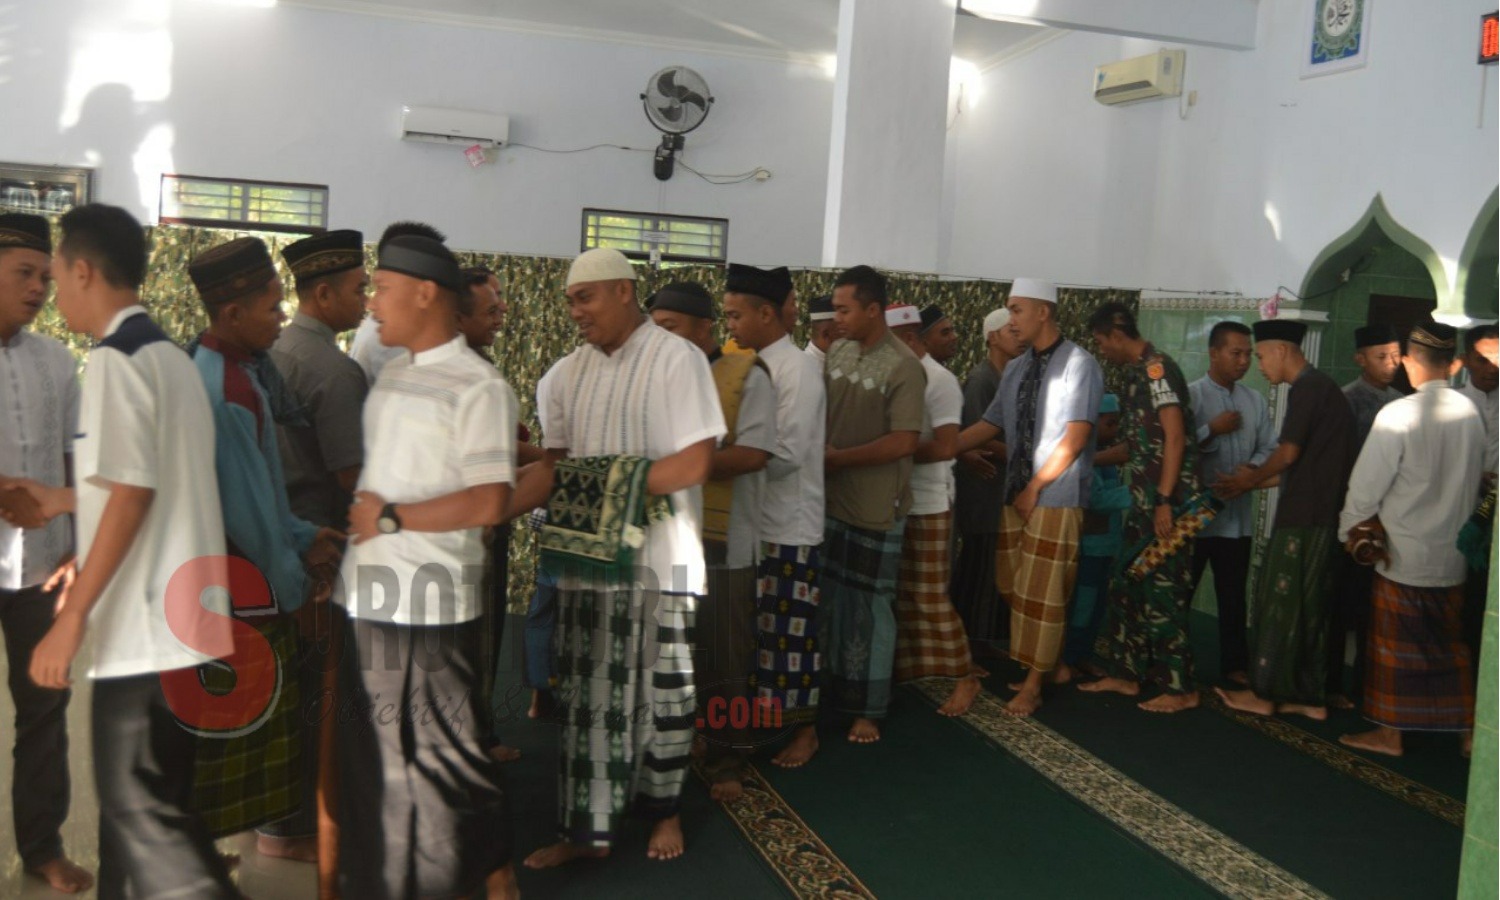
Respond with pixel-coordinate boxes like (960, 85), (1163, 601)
(539, 455), (670, 583)
(191, 616), (303, 838)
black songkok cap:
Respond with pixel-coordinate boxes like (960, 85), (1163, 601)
(647, 281), (714, 320)
(189, 237), (278, 307)
(919, 305), (947, 334)
(376, 235), (462, 294)
(0, 213), (52, 254)
(809, 294), (835, 322)
(1409, 323), (1458, 351)
(725, 263), (792, 305)
(1354, 324), (1398, 349)
(282, 229), (364, 282)
(1252, 319), (1307, 346)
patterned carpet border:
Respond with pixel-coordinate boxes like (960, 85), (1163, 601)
(1202, 691), (1467, 827)
(693, 761), (876, 900)
(910, 679), (1329, 900)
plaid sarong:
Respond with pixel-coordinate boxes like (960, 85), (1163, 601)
(995, 505), (1082, 673)
(192, 615), (302, 838)
(821, 517), (904, 719)
(555, 585), (697, 847)
(1364, 575), (1473, 731)
(1248, 526), (1337, 705)
(751, 542), (822, 726)
(894, 511), (974, 680)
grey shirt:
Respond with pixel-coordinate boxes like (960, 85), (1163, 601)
(981, 339), (1102, 509)
(1189, 376), (1277, 539)
(954, 359), (1005, 534)
(270, 313), (368, 528)
(1342, 377), (1402, 452)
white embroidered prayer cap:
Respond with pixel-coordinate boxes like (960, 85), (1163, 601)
(884, 304), (921, 328)
(566, 248), (637, 288)
(983, 308), (1011, 335)
(1009, 277), (1058, 305)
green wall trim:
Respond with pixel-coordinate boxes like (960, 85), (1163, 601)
(1299, 194), (1448, 316)
(1454, 188), (1499, 323)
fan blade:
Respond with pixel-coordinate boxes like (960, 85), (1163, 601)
(657, 70), (679, 97)
(678, 89), (707, 112)
(656, 103), (684, 123)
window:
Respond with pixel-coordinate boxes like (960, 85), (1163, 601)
(581, 208), (728, 264)
(160, 174), (329, 233)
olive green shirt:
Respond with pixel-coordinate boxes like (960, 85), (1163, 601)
(824, 330), (927, 531)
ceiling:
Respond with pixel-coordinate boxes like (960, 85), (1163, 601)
(281, 0), (1049, 67)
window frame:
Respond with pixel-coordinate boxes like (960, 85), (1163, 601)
(580, 207), (729, 264)
(159, 174), (330, 235)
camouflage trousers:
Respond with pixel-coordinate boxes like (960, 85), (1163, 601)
(1096, 504), (1197, 694)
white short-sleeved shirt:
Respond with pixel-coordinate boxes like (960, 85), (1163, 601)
(76, 307), (233, 679)
(338, 335), (517, 626)
(757, 334), (826, 547)
(723, 362), (777, 569)
(0, 329), (78, 589)
(909, 353), (964, 516)
(538, 320), (727, 596)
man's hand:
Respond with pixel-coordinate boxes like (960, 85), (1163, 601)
(824, 445), (844, 473)
(1208, 410), (1242, 437)
(1213, 466), (1258, 501)
(348, 492), (385, 545)
(1014, 484), (1041, 523)
(0, 486), (46, 529)
(29, 614), (86, 689)
(959, 450), (997, 480)
(1155, 504), (1174, 540)
(45, 558), (77, 616)
(0, 479), (74, 522)
(304, 527), (346, 569)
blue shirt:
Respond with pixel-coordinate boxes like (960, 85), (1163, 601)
(982, 338), (1102, 509)
(1080, 465), (1130, 558)
(1187, 375), (1276, 538)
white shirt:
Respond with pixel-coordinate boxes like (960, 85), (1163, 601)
(539, 321), (726, 596)
(0, 329), (77, 589)
(721, 362), (777, 568)
(348, 315), (404, 385)
(805, 342), (825, 365)
(1457, 379), (1498, 474)
(757, 334), (826, 547)
(1339, 381), (1484, 587)
(339, 336), (517, 626)
(1188, 376), (1277, 539)
(76, 307), (233, 678)
(909, 354), (963, 516)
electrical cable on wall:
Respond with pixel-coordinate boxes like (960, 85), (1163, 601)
(505, 141), (766, 186)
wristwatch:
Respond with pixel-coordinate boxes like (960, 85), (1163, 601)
(377, 503), (402, 535)
(1154, 490), (1173, 507)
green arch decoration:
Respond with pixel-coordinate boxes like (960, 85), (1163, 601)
(1298, 194), (1447, 313)
(1453, 188), (1499, 323)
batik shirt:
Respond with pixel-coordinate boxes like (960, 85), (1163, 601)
(0, 329), (77, 588)
(1119, 344), (1199, 510)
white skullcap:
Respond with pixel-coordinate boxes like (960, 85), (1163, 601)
(983, 308), (1011, 335)
(885, 304), (921, 328)
(567, 248), (636, 288)
(1009, 277), (1057, 304)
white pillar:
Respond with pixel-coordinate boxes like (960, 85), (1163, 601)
(822, 0), (956, 272)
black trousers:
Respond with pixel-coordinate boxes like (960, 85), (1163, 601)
(1190, 537), (1252, 677)
(93, 672), (237, 900)
(0, 585), (70, 870)
(338, 618), (511, 900)
(1324, 552), (1374, 698)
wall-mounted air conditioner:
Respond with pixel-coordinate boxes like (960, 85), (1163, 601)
(1093, 50), (1185, 106)
(401, 106), (510, 147)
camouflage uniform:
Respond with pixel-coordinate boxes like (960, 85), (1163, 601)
(1096, 344), (1201, 693)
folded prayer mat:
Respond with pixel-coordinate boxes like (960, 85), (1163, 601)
(1125, 492), (1222, 581)
(538, 455), (671, 582)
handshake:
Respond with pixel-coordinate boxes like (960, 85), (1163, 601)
(0, 478), (71, 530)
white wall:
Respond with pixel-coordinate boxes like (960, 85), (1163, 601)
(945, 0), (1500, 306)
(0, 0), (832, 265)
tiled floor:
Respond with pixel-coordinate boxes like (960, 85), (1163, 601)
(0, 634), (316, 898)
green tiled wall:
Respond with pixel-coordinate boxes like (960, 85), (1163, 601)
(1310, 244), (1438, 390)
(1459, 538), (1498, 900)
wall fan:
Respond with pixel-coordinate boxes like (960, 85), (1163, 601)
(642, 66), (714, 181)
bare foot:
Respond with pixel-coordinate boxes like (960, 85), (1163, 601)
(1339, 727), (1403, 757)
(528, 691), (542, 719)
(1139, 691), (1200, 714)
(647, 815), (685, 861)
(1326, 693), (1355, 711)
(486, 863), (520, 900)
(1462, 731), (1473, 758)
(523, 842), (609, 869)
(1276, 702), (1328, 721)
(1003, 687), (1043, 717)
(1224, 670), (1250, 687)
(27, 857), (94, 894)
(937, 675), (981, 717)
(709, 779), (744, 803)
(1214, 686), (1274, 716)
(771, 726), (819, 767)
(1009, 664), (1071, 690)
(1078, 677), (1140, 697)
(255, 833), (318, 862)
(847, 718), (881, 744)
(1076, 660), (1107, 678)
(973, 664), (991, 679)
(487, 744), (522, 764)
